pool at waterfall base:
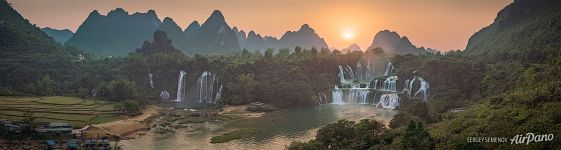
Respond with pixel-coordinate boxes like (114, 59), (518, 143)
(120, 104), (396, 150)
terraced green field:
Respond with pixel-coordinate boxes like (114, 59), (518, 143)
(0, 96), (122, 127)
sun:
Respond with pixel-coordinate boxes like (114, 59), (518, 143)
(342, 30), (355, 40)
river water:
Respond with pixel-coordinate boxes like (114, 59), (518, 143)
(120, 104), (396, 150)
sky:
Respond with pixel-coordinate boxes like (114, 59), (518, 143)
(8, 0), (512, 51)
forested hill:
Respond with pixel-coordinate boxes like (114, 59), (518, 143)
(0, 0), (75, 95)
(465, 0), (561, 62)
(41, 27), (74, 44)
(0, 1), (70, 59)
(65, 8), (162, 56)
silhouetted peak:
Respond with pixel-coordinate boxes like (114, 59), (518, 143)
(162, 17), (176, 25)
(108, 8), (128, 16)
(185, 21), (201, 32)
(299, 24), (314, 32)
(88, 10), (101, 18)
(146, 10), (156, 16)
(207, 10), (225, 22)
(343, 44), (362, 52)
(248, 31), (257, 36)
(232, 26), (239, 32)
(376, 30), (401, 39)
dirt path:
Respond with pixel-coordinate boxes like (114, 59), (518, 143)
(88, 105), (159, 137)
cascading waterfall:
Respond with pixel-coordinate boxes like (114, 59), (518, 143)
(376, 93), (399, 109)
(402, 79), (411, 93)
(214, 85), (223, 104)
(403, 76), (430, 102)
(149, 73), (155, 88)
(338, 65), (355, 84)
(414, 77), (430, 102)
(330, 61), (430, 109)
(382, 76), (398, 92)
(355, 61), (376, 83)
(197, 71), (222, 104)
(407, 77), (416, 97)
(331, 86), (344, 105)
(383, 62), (395, 77)
(174, 70), (187, 102)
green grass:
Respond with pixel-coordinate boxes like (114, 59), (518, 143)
(0, 96), (121, 128)
(89, 115), (122, 124)
(177, 116), (205, 124)
(210, 128), (260, 143)
(38, 96), (85, 105)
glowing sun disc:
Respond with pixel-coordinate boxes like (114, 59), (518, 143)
(342, 30), (355, 40)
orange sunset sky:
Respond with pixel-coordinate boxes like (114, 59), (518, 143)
(8, 0), (512, 51)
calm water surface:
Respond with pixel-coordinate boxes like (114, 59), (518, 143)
(121, 104), (396, 150)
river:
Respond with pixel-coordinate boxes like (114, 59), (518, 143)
(120, 104), (396, 150)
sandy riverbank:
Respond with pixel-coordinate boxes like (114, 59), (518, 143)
(220, 105), (266, 118)
(85, 105), (160, 138)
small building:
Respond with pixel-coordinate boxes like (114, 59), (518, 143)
(83, 139), (111, 150)
(45, 140), (56, 150)
(67, 139), (80, 150)
(35, 122), (73, 133)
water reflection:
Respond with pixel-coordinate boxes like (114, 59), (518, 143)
(121, 104), (396, 150)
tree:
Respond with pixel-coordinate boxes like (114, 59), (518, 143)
(21, 111), (37, 137)
(401, 121), (434, 150)
(121, 100), (139, 115)
(295, 46), (303, 56)
(314, 120), (356, 149)
(265, 48), (274, 60)
(99, 80), (138, 101)
(226, 74), (258, 104)
(33, 75), (56, 96)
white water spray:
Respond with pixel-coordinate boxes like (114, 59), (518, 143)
(173, 70), (186, 102)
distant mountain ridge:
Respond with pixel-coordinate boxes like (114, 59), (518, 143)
(41, 27), (73, 44)
(65, 8), (162, 56)
(66, 8), (331, 56)
(342, 44), (361, 53)
(235, 24), (329, 52)
(366, 30), (426, 56)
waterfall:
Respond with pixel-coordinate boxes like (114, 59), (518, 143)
(408, 77), (416, 97)
(402, 77), (430, 102)
(414, 77), (430, 102)
(215, 85), (223, 104)
(197, 71), (222, 104)
(331, 86), (344, 105)
(376, 93), (399, 109)
(330, 60), (430, 109)
(148, 73), (154, 88)
(402, 79), (410, 93)
(383, 62), (395, 77)
(355, 61), (376, 83)
(382, 76), (398, 92)
(338, 65), (356, 84)
(174, 70), (187, 102)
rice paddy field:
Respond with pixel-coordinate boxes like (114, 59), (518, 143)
(0, 96), (122, 127)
